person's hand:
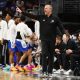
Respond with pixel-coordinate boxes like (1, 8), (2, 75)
(66, 49), (73, 54)
(25, 37), (31, 43)
(55, 49), (61, 54)
(16, 6), (22, 13)
(55, 49), (60, 52)
(31, 33), (38, 41)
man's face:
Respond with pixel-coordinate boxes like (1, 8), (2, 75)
(62, 34), (69, 43)
(15, 18), (20, 25)
(44, 5), (52, 16)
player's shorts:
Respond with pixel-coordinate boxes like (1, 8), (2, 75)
(8, 39), (33, 53)
(8, 40), (16, 53)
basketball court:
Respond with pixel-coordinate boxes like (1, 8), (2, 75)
(0, 69), (80, 80)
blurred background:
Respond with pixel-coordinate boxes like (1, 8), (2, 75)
(0, 0), (80, 34)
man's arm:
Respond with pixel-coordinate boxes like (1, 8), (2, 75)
(22, 13), (38, 20)
(16, 6), (39, 20)
(56, 16), (65, 35)
(72, 40), (79, 54)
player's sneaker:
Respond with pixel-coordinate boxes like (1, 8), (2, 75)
(64, 69), (73, 75)
(3, 65), (10, 71)
(10, 66), (18, 71)
(15, 65), (24, 72)
(23, 64), (35, 72)
(54, 69), (65, 74)
(40, 72), (48, 78)
(0, 64), (4, 69)
(32, 65), (42, 71)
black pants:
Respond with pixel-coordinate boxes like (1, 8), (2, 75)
(62, 53), (70, 70)
(41, 40), (54, 73)
(54, 53), (63, 68)
(0, 44), (3, 64)
(70, 54), (80, 71)
(3, 40), (9, 65)
(0, 43), (9, 65)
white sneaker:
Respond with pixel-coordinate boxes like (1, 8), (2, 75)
(48, 73), (53, 77)
(54, 69), (65, 74)
(64, 69), (73, 75)
(53, 68), (56, 72)
(40, 72), (48, 78)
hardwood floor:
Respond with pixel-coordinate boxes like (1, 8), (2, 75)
(0, 69), (80, 80)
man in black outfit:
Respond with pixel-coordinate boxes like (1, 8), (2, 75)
(62, 34), (79, 75)
(17, 4), (65, 75)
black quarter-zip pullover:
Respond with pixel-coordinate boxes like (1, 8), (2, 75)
(23, 13), (65, 40)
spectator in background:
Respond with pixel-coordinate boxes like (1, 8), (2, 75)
(67, 33), (80, 76)
(5, 0), (16, 15)
(16, 0), (24, 8)
(76, 33), (80, 50)
(62, 34), (79, 75)
(54, 35), (64, 74)
(16, 0), (25, 12)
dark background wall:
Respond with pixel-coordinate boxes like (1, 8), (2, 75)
(25, 0), (80, 34)
(0, 0), (80, 34)
(57, 0), (80, 34)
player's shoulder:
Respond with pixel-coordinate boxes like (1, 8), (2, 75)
(1, 20), (7, 23)
(9, 19), (14, 23)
